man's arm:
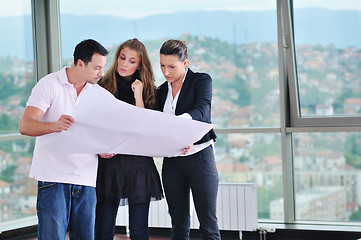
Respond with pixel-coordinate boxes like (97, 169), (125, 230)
(19, 106), (75, 137)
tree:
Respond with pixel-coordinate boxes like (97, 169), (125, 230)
(0, 165), (17, 182)
(0, 114), (18, 133)
(349, 206), (361, 221)
(344, 133), (361, 169)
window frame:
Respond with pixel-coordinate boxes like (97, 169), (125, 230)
(0, 0), (62, 234)
(278, 0), (361, 227)
(284, 0), (361, 128)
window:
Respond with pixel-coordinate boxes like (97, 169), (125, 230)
(60, 0), (280, 129)
(59, 0), (280, 220)
(293, 132), (361, 222)
(219, 133), (282, 220)
(0, 0), (36, 232)
(4, 0), (361, 236)
(288, 0), (361, 126)
(282, 0), (361, 225)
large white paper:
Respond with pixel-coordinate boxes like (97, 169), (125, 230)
(46, 86), (214, 157)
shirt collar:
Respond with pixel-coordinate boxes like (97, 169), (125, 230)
(58, 67), (71, 85)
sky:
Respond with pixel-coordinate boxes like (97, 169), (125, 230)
(2, 0), (361, 18)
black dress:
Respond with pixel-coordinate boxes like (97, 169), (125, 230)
(96, 71), (163, 206)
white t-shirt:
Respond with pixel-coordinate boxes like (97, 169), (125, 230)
(27, 67), (100, 187)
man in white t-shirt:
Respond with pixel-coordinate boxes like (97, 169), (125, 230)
(19, 39), (108, 240)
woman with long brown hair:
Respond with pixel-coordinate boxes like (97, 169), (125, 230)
(95, 38), (163, 240)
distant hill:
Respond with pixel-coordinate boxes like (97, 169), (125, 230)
(0, 8), (360, 60)
(60, 10), (278, 59)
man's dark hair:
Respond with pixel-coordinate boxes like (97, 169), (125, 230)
(73, 39), (109, 65)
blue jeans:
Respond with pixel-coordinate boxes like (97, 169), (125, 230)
(162, 145), (221, 240)
(95, 201), (150, 240)
(36, 181), (96, 240)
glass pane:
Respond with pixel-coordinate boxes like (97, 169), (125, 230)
(0, 0), (37, 231)
(59, 0), (280, 128)
(293, 1), (361, 117)
(0, 138), (36, 232)
(216, 133), (283, 220)
(293, 132), (361, 222)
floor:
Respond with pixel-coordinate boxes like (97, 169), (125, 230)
(12, 227), (361, 240)
(8, 226), (240, 240)
(19, 230), (240, 240)
(24, 234), (173, 240)
(23, 233), (203, 240)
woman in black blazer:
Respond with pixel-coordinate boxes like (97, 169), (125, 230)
(156, 39), (221, 240)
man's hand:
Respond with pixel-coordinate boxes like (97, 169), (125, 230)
(55, 115), (75, 132)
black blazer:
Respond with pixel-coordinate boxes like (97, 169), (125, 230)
(156, 69), (216, 145)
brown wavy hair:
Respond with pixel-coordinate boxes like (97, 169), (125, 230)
(101, 38), (156, 109)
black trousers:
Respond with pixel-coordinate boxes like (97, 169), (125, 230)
(162, 145), (221, 240)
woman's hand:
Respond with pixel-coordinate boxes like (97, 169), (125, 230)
(131, 79), (143, 98)
(99, 153), (116, 158)
(132, 79), (145, 108)
(182, 144), (193, 155)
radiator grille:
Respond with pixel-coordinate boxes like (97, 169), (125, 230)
(116, 183), (258, 232)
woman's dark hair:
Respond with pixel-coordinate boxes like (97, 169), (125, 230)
(73, 39), (109, 65)
(159, 39), (188, 61)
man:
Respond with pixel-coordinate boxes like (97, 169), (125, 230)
(19, 39), (108, 240)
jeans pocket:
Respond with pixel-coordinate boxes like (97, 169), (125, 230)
(197, 148), (217, 176)
(38, 181), (57, 190)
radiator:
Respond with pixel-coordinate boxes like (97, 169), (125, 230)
(116, 183), (258, 233)
(215, 183), (258, 231)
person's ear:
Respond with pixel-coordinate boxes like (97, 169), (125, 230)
(77, 59), (85, 68)
(183, 59), (188, 68)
